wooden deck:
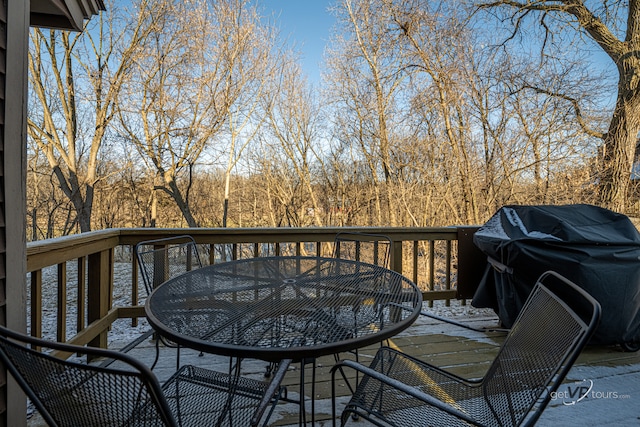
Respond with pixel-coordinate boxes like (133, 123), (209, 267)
(26, 306), (640, 426)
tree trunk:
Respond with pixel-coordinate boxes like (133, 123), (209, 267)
(150, 187), (157, 228)
(76, 183), (93, 232)
(223, 167), (231, 228)
(165, 174), (198, 228)
(599, 62), (640, 213)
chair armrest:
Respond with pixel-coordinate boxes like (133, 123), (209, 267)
(250, 359), (292, 427)
(332, 358), (484, 426)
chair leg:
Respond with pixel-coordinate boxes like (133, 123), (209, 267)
(175, 344), (180, 371)
(333, 349), (360, 394)
(229, 357), (245, 376)
(251, 359), (292, 427)
(151, 338), (161, 370)
(264, 361), (278, 377)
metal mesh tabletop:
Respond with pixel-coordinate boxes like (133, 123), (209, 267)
(145, 256), (422, 362)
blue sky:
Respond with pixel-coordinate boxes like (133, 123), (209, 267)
(260, 1), (617, 93)
(263, 1), (335, 83)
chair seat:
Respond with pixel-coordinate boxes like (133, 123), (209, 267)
(161, 365), (276, 426)
(346, 347), (492, 426)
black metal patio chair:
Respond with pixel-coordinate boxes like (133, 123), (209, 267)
(333, 232), (392, 268)
(131, 235), (203, 368)
(330, 232), (393, 393)
(0, 325), (291, 427)
(327, 231), (502, 335)
(331, 270), (601, 427)
(135, 235), (203, 296)
(134, 235), (269, 380)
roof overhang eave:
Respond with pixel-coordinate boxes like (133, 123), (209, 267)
(30, 0), (106, 31)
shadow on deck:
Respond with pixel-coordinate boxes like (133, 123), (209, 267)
(27, 305), (640, 426)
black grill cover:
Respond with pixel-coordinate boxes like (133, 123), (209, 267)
(472, 204), (640, 346)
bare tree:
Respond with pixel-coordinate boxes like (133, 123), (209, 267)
(117, 0), (224, 227)
(474, 1), (639, 212)
(217, 0), (282, 227)
(26, 143), (74, 240)
(27, 1), (157, 232)
(326, 0), (414, 226)
(262, 54), (327, 227)
(384, 0), (486, 223)
(118, 0), (279, 228)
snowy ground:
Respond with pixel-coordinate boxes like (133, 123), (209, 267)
(28, 260), (152, 346)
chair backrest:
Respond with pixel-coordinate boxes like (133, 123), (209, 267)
(333, 232), (391, 268)
(481, 271), (601, 427)
(135, 235), (202, 295)
(0, 325), (176, 427)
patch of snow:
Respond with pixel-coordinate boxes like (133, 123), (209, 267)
(27, 261), (151, 346)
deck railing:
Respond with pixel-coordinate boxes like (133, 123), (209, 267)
(26, 226), (485, 350)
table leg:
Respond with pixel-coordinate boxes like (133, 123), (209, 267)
(299, 359), (306, 426)
(297, 357), (318, 426)
(312, 361), (317, 426)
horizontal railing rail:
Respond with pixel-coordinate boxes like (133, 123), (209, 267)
(26, 226), (485, 351)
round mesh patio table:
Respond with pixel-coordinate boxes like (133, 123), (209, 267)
(145, 256), (422, 362)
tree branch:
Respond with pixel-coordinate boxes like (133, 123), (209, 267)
(518, 84), (605, 139)
(476, 1), (625, 62)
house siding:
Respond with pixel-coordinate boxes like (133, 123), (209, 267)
(1, 0), (103, 422)
(0, 0), (7, 422)
(2, 0), (29, 425)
